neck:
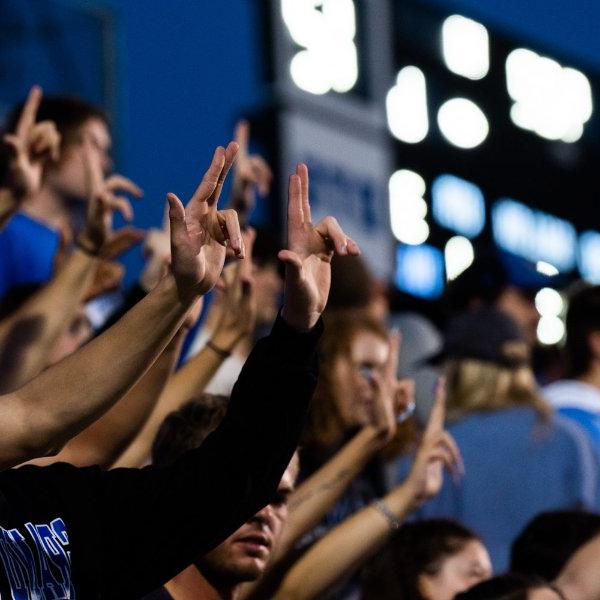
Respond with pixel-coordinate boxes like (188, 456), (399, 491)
(165, 565), (239, 600)
(578, 363), (600, 390)
(20, 185), (72, 231)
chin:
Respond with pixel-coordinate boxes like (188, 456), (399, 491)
(227, 558), (265, 583)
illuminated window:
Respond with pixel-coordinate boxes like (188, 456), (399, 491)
(444, 236), (475, 280)
(395, 244), (444, 299)
(578, 231), (600, 284)
(492, 199), (577, 272)
(389, 169), (429, 245)
(506, 48), (593, 143)
(282, 0), (359, 95)
(386, 66), (429, 143)
(442, 15), (489, 80)
(437, 98), (489, 149)
(432, 174), (485, 237)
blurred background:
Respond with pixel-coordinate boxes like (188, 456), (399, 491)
(2, 0), (600, 347)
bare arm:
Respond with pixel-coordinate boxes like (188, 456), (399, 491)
(271, 382), (462, 600)
(555, 533), (600, 600)
(0, 142), (243, 470)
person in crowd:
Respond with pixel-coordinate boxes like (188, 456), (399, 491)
(455, 574), (565, 600)
(270, 381), (470, 600)
(0, 153), (358, 598)
(398, 306), (600, 572)
(544, 286), (600, 452)
(140, 396), (299, 600)
(0, 86), (144, 298)
(361, 519), (491, 600)
(510, 510), (600, 582)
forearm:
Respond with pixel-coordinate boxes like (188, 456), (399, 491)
(43, 329), (186, 468)
(10, 274), (194, 463)
(277, 427), (385, 559)
(112, 333), (229, 468)
(0, 248), (95, 392)
(273, 484), (416, 600)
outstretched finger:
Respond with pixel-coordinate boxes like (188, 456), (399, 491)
(190, 146), (226, 207)
(104, 193), (134, 222)
(207, 141), (239, 208)
(424, 377), (447, 441)
(441, 431), (464, 476)
(287, 174), (304, 234)
(15, 86), (42, 139)
(296, 163), (311, 223)
(101, 227), (146, 259)
(235, 120), (250, 157)
(385, 330), (402, 381)
(105, 174), (143, 198)
(315, 216), (349, 256)
(217, 209), (244, 258)
(250, 155), (273, 196)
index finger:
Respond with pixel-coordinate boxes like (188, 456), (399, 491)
(207, 141), (239, 208)
(385, 330), (402, 380)
(234, 120), (250, 157)
(424, 377), (446, 440)
(189, 146), (226, 208)
(296, 163), (311, 223)
(15, 86), (42, 139)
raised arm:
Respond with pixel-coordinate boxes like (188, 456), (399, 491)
(0, 142), (243, 469)
(113, 230), (256, 468)
(272, 382), (463, 600)
(0, 138), (142, 393)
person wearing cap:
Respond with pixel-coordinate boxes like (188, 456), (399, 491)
(544, 286), (600, 455)
(394, 306), (600, 573)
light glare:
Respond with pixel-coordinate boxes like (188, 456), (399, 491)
(387, 67), (429, 143)
(442, 15), (490, 80)
(537, 316), (565, 345)
(445, 236), (475, 280)
(437, 98), (489, 149)
(535, 288), (563, 317)
(389, 169), (430, 245)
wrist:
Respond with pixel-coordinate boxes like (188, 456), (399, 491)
(211, 327), (245, 352)
(281, 306), (320, 332)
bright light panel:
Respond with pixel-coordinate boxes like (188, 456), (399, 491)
(389, 169), (430, 245)
(432, 174), (485, 238)
(387, 66), (429, 143)
(537, 316), (565, 345)
(445, 236), (475, 280)
(506, 48), (593, 143)
(578, 231), (600, 284)
(536, 261), (559, 276)
(492, 199), (577, 272)
(442, 15), (490, 80)
(282, 0), (359, 95)
(437, 98), (489, 149)
(535, 288), (563, 317)
(395, 244), (445, 299)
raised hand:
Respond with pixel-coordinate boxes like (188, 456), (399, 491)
(279, 163), (360, 330)
(167, 143), (243, 302)
(229, 120), (273, 223)
(404, 379), (463, 507)
(3, 86), (61, 200)
(77, 139), (143, 256)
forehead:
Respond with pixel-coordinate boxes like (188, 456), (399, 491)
(350, 330), (388, 363)
(450, 540), (492, 569)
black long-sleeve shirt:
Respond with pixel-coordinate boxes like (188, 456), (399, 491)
(0, 314), (321, 599)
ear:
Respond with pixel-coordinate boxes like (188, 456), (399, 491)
(588, 331), (600, 362)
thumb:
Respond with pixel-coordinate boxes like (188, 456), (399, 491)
(167, 193), (187, 241)
(278, 249), (303, 277)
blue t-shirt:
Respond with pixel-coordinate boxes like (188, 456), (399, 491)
(395, 407), (600, 573)
(0, 212), (60, 299)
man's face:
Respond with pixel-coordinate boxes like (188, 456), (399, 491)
(198, 458), (297, 584)
(46, 118), (112, 200)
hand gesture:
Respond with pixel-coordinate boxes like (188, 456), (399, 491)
(404, 379), (463, 507)
(229, 120), (273, 223)
(210, 227), (257, 348)
(167, 143), (243, 302)
(279, 164), (360, 330)
(77, 139), (143, 256)
(3, 86), (61, 200)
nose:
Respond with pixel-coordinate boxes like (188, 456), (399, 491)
(252, 503), (276, 530)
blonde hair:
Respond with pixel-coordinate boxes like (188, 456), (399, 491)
(444, 355), (551, 422)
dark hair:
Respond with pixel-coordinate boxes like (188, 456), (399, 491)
(362, 519), (479, 600)
(454, 573), (556, 600)
(510, 510), (600, 581)
(565, 286), (600, 377)
(252, 227), (281, 270)
(327, 255), (374, 312)
(151, 394), (229, 467)
(1, 95), (107, 185)
(0, 283), (42, 320)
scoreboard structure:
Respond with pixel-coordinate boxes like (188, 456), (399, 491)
(267, 0), (600, 343)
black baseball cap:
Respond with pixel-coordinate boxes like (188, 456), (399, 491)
(427, 307), (528, 368)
